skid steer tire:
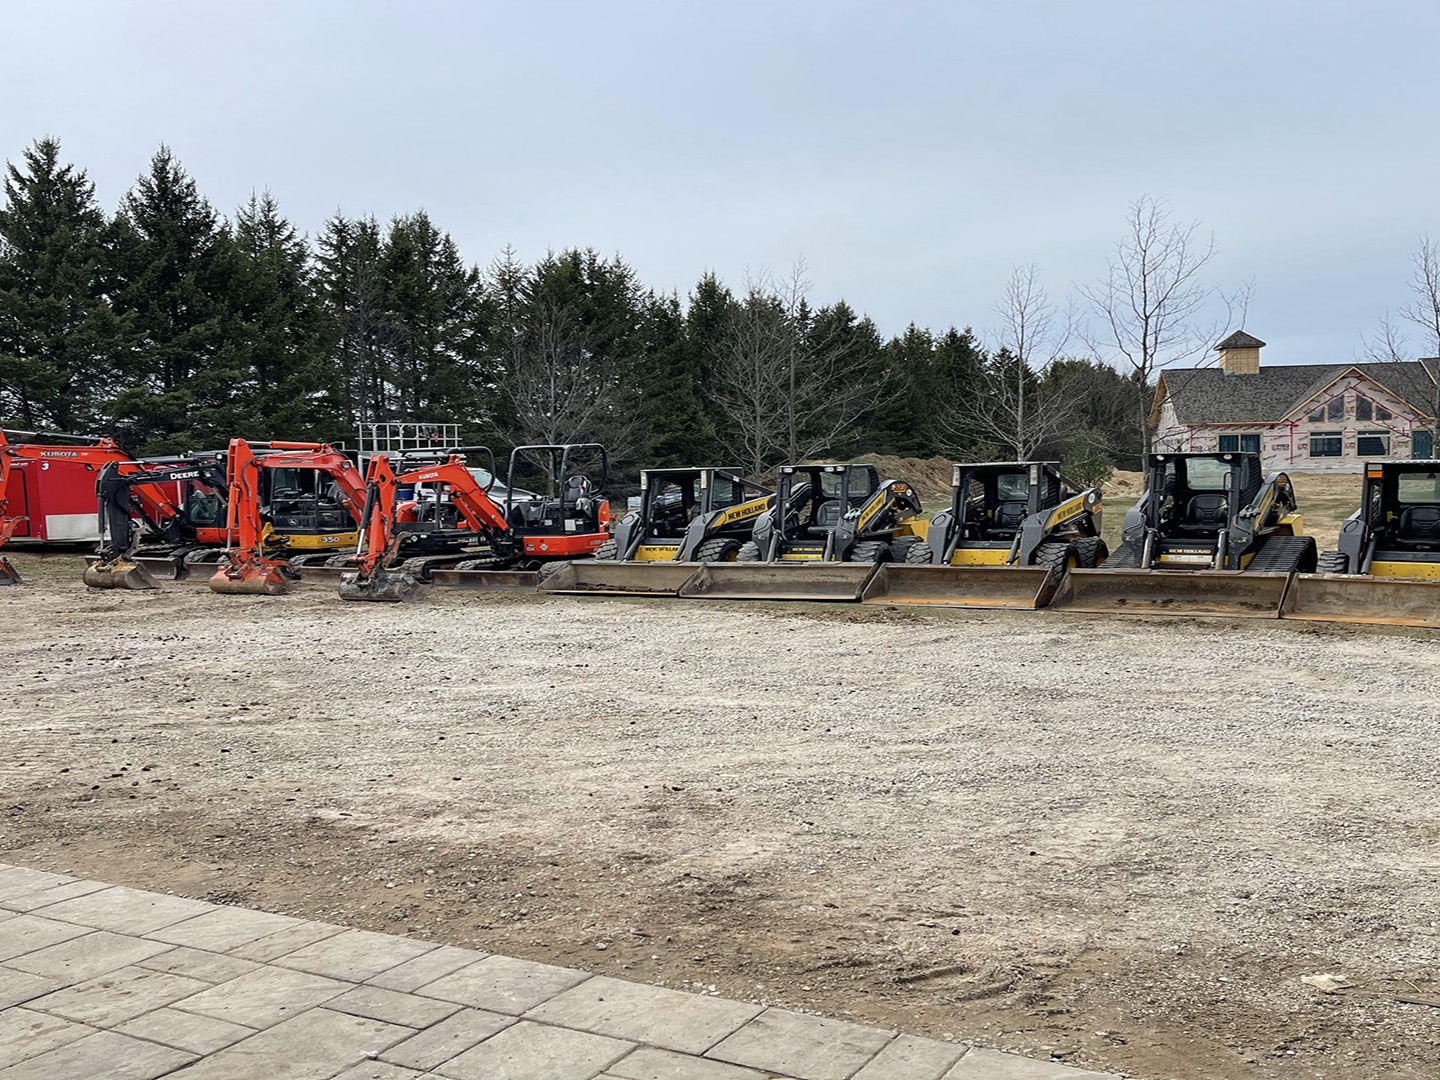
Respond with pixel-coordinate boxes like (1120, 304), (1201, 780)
(737, 541), (762, 562)
(1315, 550), (1349, 574)
(592, 539), (619, 561)
(1034, 541), (1079, 583)
(849, 541), (892, 564)
(903, 541), (935, 565)
(695, 538), (742, 563)
(887, 536), (920, 563)
(1073, 538), (1107, 568)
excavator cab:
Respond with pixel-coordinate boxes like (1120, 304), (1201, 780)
(862, 462), (1104, 608)
(539, 466), (772, 596)
(1052, 451), (1316, 617)
(1283, 460), (1440, 627)
(679, 463), (923, 601)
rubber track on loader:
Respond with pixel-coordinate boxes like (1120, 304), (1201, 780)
(1099, 540), (1143, 569)
(1246, 535), (1314, 574)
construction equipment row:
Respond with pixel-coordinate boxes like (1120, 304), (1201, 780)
(3, 428), (1438, 627)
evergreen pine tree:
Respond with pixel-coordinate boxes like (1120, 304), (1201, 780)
(0, 137), (127, 433)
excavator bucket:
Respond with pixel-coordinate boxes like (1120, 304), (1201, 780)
(0, 556), (20, 586)
(207, 564), (290, 596)
(538, 560), (698, 597)
(82, 559), (161, 591)
(1050, 568), (1291, 618)
(677, 561), (878, 602)
(861, 564), (1056, 609)
(1281, 573), (1440, 628)
(426, 568), (541, 590)
(131, 556), (188, 581)
(337, 569), (421, 602)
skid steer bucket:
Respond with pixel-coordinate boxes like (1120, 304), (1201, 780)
(426, 568), (541, 590)
(1281, 574), (1440, 628)
(1050, 568), (1291, 618)
(82, 559), (161, 591)
(677, 561), (878, 601)
(337, 569), (420, 602)
(861, 564), (1056, 609)
(538, 560), (698, 597)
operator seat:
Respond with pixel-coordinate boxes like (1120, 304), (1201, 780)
(1398, 505), (1440, 547)
(985, 500), (1028, 540)
(807, 500), (842, 536)
(1177, 494), (1229, 535)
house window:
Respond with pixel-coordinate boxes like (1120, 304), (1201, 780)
(1357, 431), (1390, 457)
(1415, 430), (1434, 458)
(1308, 405), (1325, 422)
(1310, 432), (1343, 457)
(1219, 434), (1261, 453)
(1356, 397), (1372, 421)
(1376, 404), (1392, 421)
(1327, 398), (1345, 421)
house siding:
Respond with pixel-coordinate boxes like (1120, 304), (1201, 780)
(1154, 370), (1430, 472)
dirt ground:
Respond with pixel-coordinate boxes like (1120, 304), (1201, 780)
(3, 556), (1439, 1080)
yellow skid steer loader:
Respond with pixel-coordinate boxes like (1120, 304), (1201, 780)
(862, 461), (1103, 608)
(1050, 451), (1316, 618)
(539, 466), (771, 596)
(1282, 459), (1440, 627)
(678, 463), (923, 601)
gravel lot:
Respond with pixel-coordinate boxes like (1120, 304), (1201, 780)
(3, 561), (1439, 1079)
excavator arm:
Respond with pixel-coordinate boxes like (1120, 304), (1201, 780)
(210, 439), (368, 596)
(337, 454), (419, 602)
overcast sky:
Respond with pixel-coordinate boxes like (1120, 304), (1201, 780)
(4, 0), (1437, 368)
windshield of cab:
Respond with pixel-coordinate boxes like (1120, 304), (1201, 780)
(1184, 458), (1231, 491)
(996, 472), (1029, 501)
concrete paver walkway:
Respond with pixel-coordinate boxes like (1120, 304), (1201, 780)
(0, 863), (1120, 1079)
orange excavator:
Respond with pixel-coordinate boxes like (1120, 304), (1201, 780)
(337, 444), (612, 600)
(1, 431), (146, 585)
(208, 439), (368, 595)
(337, 449), (525, 601)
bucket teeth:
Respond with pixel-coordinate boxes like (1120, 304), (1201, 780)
(337, 570), (420, 602)
(82, 561), (161, 591)
(207, 566), (290, 596)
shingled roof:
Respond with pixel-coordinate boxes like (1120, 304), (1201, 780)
(1157, 362), (1436, 425)
(1216, 330), (1267, 349)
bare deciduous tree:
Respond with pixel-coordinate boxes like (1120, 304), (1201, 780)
(708, 262), (884, 475)
(499, 299), (642, 459)
(939, 264), (1078, 459)
(1364, 235), (1440, 430)
(1079, 196), (1244, 455)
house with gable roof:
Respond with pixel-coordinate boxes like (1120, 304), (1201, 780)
(1150, 331), (1437, 471)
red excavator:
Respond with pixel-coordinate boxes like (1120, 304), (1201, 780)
(208, 439), (369, 595)
(1, 431), (151, 585)
(337, 444), (612, 600)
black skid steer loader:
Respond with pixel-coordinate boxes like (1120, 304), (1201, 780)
(1051, 451), (1316, 617)
(539, 466), (772, 596)
(679, 463), (923, 601)
(861, 461), (1104, 608)
(1282, 459), (1440, 627)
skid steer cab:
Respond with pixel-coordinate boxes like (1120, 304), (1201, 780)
(1283, 459), (1440, 627)
(539, 466), (772, 597)
(862, 461), (1103, 608)
(1052, 451), (1316, 618)
(677, 463), (924, 601)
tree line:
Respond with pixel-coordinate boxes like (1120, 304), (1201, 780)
(0, 138), (1152, 485)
